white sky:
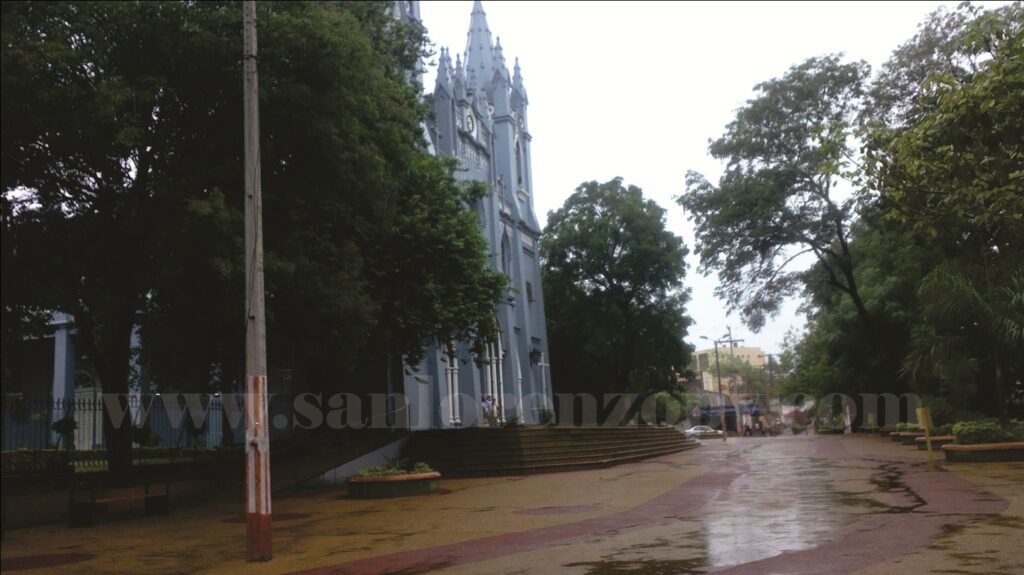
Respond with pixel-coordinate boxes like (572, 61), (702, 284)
(419, 0), (1006, 355)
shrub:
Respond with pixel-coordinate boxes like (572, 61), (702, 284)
(51, 415), (77, 449)
(503, 415), (521, 428)
(538, 408), (555, 426)
(354, 458), (434, 477)
(1, 449), (72, 474)
(952, 420), (1020, 445)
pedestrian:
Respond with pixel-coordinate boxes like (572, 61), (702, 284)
(483, 395), (496, 426)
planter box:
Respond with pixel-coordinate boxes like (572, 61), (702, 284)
(942, 442), (1024, 463)
(899, 432), (926, 445)
(891, 431), (921, 442)
(817, 428), (844, 435)
(347, 472), (440, 499)
(915, 435), (954, 450)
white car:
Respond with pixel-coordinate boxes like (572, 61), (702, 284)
(683, 425), (724, 439)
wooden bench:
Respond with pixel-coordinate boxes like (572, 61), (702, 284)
(68, 481), (170, 528)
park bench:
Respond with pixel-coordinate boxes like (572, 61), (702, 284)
(68, 480), (170, 527)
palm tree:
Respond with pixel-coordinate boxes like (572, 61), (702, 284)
(904, 263), (1024, 418)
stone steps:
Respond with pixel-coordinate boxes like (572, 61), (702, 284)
(404, 426), (700, 477)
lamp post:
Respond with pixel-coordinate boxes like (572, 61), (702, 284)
(700, 334), (728, 442)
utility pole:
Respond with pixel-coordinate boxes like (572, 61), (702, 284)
(759, 353), (775, 416)
(712, 341), (725, 441)
(243, 0), (271, 562)
(718, 326), (744, 438)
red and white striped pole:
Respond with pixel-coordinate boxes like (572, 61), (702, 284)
(243, 0), (271, 561)
(246, 375), (271, 560)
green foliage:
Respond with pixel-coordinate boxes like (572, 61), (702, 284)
(761, 3), (1023, 420)
(354, 458), (434, 477)
(862, 2), (1024, 416)
(2, 1), (505, 476)
(538, 408), (555, 426)
(680, 55), (872, 331)
(50, 415), (77, 449)
(952, 420), (1022, 445)
(131, 425), (161, 448)
(503, 415), (521, 428)
(543, 178), (691, 397)
(1, 449), (72, 474)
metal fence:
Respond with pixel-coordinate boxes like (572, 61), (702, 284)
(2, 394), (296, 459)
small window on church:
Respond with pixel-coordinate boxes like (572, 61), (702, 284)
(515, 140), (524, 187)
(526, 281), (534, 303)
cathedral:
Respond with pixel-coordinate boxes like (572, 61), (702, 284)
(399, 1), (553, 428)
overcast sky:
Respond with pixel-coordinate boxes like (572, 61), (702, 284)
(418, 0), (1005, 355)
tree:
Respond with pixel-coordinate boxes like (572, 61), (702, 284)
(2, 1), (504, 473)
(864, 2), (1024, 417)
(679, 55), (871, 331)
(542, 178), (692, 398)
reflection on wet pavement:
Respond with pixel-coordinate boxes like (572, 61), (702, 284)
(561, 438), (928, 574)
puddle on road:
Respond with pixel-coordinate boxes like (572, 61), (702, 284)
(563, 557), (708, 575)
(562, 442), (924, 574)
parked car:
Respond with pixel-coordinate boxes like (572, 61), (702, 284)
(683, 425), (724, 439)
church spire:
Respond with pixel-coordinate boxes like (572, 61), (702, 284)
(493, 36), (509, 85)
(464, 0), (495, 93)
(453, 53), (466, 101)
(435, 47), (452, 94)
(513, 57), (528, 103)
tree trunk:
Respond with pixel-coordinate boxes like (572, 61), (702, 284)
(92, 316), (136, 483)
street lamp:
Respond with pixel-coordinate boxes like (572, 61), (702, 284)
(699, 334), (729, 442)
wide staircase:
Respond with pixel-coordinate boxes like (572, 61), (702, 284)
(404, 425), (700, 477)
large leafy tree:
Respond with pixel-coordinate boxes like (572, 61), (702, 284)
(771, 3), (1023, 419)
(863, 2), (1024, 416)
(2, 1), (504, 472)
(679, 55), (871, 331)
(542, 178), (692, 398)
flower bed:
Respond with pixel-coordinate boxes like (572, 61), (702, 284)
(347, 471), (441, 499)
(942, 442), (1024, 463)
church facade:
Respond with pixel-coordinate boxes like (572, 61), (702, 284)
(399, 1), (553, 428)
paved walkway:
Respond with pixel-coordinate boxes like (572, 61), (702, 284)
(2, 434), (1022, 574)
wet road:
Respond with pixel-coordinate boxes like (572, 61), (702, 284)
(386, 435), (1019, 575)
(3, 434), (1022, 575)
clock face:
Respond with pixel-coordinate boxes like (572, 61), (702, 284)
(466, 113), (476, 136)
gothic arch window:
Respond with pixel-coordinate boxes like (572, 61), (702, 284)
(501, 233), (512, 276)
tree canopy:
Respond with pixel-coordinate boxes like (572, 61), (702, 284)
(763, 3), (1023, 419)
(542, 178), (691, 399)
(1, 1), (505, 471)
(679, 55), (872, 331)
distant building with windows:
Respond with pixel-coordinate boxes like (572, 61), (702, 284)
(691, 345), (765, 395)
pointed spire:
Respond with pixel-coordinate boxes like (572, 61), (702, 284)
(453, 53), (466, 101)
(492, 36), (509, 84)
(436, 47), (451, 92)
(464, 0), (495, 93)
(513, 57), (527, 101)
